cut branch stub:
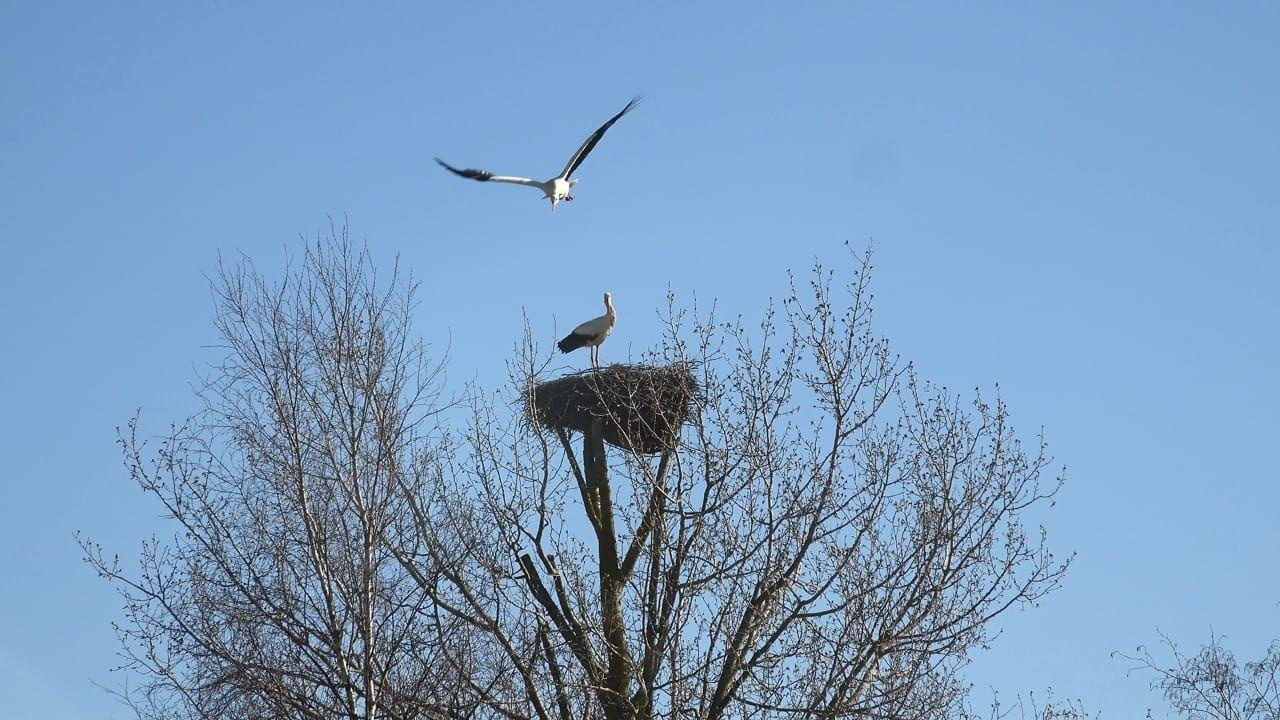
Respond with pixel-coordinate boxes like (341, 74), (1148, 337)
(526, 363), (697, 454)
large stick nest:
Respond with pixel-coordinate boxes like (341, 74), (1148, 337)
(526, 363), (697, 454)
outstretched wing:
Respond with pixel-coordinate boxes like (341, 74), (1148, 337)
(557, 96), (642, 180)
(434, 158), (540, 187)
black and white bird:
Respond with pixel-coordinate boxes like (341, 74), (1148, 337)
(434, 96), (641, 212)
(558, 292), (616, 368)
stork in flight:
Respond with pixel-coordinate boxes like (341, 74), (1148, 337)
(558, 293), (616, 368)
(434, 96), (641, 212)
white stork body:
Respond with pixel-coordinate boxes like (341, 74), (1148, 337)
(435, 97), (640, 212)
(558, 293), (616, 367)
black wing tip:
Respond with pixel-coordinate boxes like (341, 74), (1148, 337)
(558, 332), (590, 353)
(599, 96), (643, 126)
(434, 157), (492, 181)
(620, 95), (643, 116)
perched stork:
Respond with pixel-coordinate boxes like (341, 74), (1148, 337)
(434, 96), (641, 212)
(558, 292), (616, 368)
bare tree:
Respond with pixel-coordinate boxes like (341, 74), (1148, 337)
(82, 231), (461, 719)
(89, 239), (1070, 720)
(959, 690), (1096, 720)
(1120, 629), (1280, 720)
(392, 244), (1071, 720)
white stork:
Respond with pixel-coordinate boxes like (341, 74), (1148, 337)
(558, 292), (616, 368)
(434, 97), (641, 212)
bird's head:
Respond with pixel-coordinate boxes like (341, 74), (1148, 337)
(603, 292), (614, 314)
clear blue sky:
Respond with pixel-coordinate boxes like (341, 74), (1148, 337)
(2, 3), (1277, 718)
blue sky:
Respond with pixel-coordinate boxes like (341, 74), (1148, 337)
(2, 3), (1277, 718)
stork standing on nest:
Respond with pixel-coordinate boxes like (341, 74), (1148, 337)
(434, 96), (641, 212)
(558, 292), (616, 368)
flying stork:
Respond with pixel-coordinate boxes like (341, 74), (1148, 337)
(558, 293), (616, 368)
(434, 96), (641, 212)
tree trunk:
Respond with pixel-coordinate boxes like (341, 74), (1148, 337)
(585, 418), (635, 720)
